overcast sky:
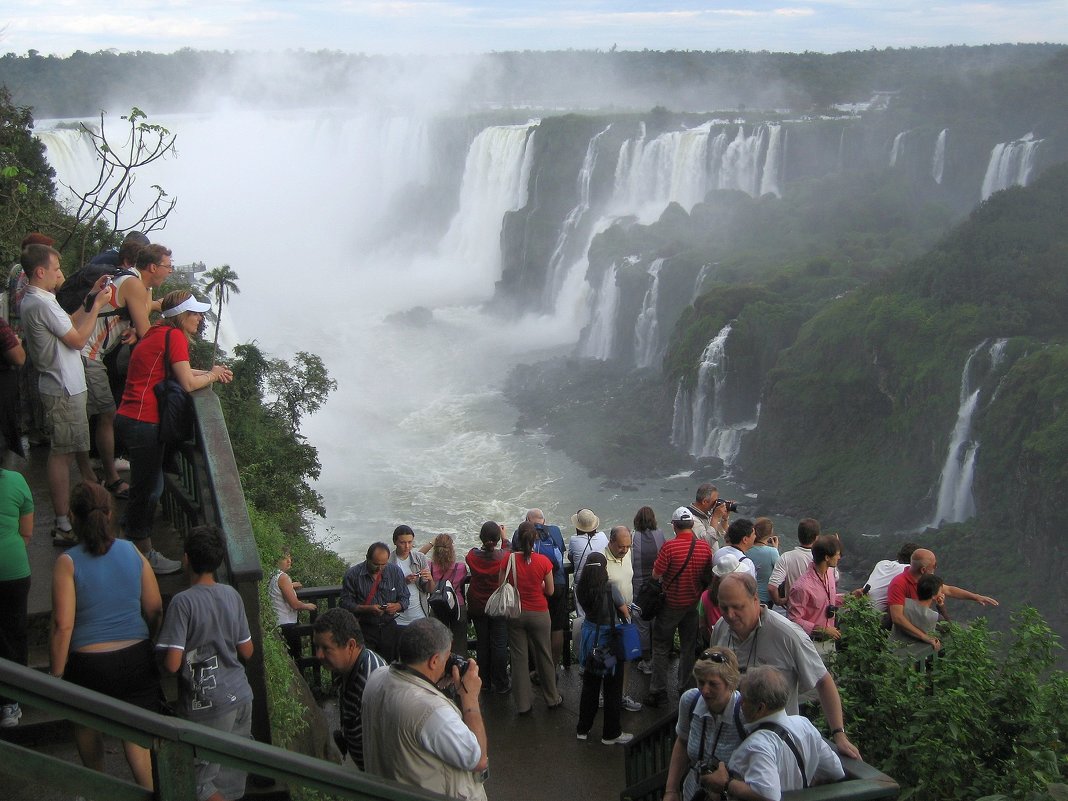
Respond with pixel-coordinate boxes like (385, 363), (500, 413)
(3, 1), (1066, 57)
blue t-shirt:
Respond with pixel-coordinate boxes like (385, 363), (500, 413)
(748, 544), (780, 604)
(69, 539), (149, 649)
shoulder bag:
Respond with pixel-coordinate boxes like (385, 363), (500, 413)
(485, 552), (522, 619)
(635, 536), (697, 621)
(153, 327), (195, 445)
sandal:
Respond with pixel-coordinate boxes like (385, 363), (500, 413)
(106, 479), (130, 500)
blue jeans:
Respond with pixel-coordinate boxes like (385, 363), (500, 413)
(115, 414), (164, 541)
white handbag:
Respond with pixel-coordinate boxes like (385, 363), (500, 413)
(485, 553), (522, 619)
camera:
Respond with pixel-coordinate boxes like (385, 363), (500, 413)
(379, 603), (389, 610)
(714, 499), (739, 513)
(446, 653), (470, 677)
(825, 604), (839, 619)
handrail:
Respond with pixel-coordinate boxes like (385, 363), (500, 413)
(0, 659), (449, 801)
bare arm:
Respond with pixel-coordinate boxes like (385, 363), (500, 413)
(278, 571), (316, 612)
(119, 277), (153, 338)
(542, 571), (555, 597)
(49, 555), (76, 677)
(455, 661), (489, 773)
(162, 646), (184, 674)
(943, 585), (998, 606)
(237, 639), (254, 661)
(18, 512), (32, 546)
(140, 555), (164, 639)
(171, 360), (232, 392)
(815, 672), (861, 760)
(889, 603), (939, 648)
(664, 736), (690, 798)
(61, 279), (111, 349)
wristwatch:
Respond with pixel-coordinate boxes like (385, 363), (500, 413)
(829, 726), (846, 737)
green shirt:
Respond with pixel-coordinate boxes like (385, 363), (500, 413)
(0, 470), (33, 581)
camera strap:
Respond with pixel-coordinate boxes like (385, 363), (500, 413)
(753, 722), (808, 788)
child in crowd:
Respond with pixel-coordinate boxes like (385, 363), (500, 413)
(157, 525), (253, 801)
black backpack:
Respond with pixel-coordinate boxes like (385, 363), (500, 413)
(56, 264), (136, 316)
(428, 576), (459, 626)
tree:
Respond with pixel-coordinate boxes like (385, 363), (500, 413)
(54, 107), (178, 265)
(202, 264), (240, 362)
(266, 351), (337, 434)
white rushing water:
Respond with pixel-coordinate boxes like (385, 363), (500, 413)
(980, 133), (1044, 200)
(928, 338), (1009, 527)
(932, 129), (947, 185)
(633, 258), (664, 369)
(38, 109), (742, 560)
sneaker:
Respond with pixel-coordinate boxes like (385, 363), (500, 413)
(576, 731), (588, 741)
(599, 695), (604, 708)
(622, 694), (643, 712)
(114, 457), (131, 471)
(644, 691), (667, 708)
(0, 703), (21, 728)
(51, 527), (78, 547)
(602, 732), (634, 745)
(636, 659), (653, 675)
(147, 550), (182, 575)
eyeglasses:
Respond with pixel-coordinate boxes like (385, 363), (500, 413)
(698, 650), (729, 664)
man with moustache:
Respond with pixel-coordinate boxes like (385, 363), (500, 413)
(710, 573), (861, 760)
(339, 541), (410, 662)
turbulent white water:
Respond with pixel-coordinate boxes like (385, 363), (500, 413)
(633, 258), (664, 369)
(980, 133), (1044, 200)
(580, 263), (621, 360)
(889, 130), (910, 167)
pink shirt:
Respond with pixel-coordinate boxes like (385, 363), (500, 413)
(787, 562), (843, 635)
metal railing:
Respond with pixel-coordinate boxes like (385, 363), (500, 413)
(0, 660), (448, 801)
(620, 710), (899, 801)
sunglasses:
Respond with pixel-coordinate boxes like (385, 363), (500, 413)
(698, 650), (729, 664)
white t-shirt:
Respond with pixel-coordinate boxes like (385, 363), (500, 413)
(864, 560), (909, 611)
(20, 286), (83, 396)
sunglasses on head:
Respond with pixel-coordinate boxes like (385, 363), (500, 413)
(698, 650), (729, 664)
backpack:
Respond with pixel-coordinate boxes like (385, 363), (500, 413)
(56, 265), (136, 316)
(428, 575), (459, 626)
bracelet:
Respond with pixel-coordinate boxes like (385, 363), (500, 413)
(721, 779), (732, 800)
(829, 727), (846, 737)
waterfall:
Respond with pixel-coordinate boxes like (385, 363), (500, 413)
(718, 125), (767, 197)
(889, 130), (910, 167)
(928, 338), (1008, 527)
(932, 129), (947, 184)
(633, 258), (665, 368)
(693, 263), (715, 300)
(610, 121), (712, 219)
(980, 133), (1044, 200)
(580, 263), (620, 359)
(671, 380), (692, 451)
(759, 124), (784, 197)
(439, 123), (537, 289)
(543, 125), (612, 307)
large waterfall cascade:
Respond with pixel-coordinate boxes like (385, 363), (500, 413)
(928, 338), (1009, 527)
(980, 133), (1044, 200)
(579, 262), (622, 360)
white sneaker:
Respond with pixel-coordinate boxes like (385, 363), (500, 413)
(576, 731), (588, 740)
(114, 457), (131, 471)
(602, 732), (634, 745)
(0, 703), (21, 728)
(148, 550), (182, 575)
(636, 659), (653, 675)
(622, 694), (643, 712)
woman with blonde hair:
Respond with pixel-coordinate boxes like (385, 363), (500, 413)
(426, 533), (469, 654)
(114, 290), (232, 575)
(663, 646), (745, 801)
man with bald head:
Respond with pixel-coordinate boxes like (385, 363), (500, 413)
(710, 573), (861, 760)
(886, 548), (997, 641)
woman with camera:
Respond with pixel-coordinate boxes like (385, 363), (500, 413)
(664, 646), (745, 801)
(787, 534), (844, 660)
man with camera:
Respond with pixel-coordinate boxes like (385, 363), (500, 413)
(688, 483), (733, 550)
(363, 618), (489, 801)
(312, 608), (386, 771)
(339, 542), (410, 662)
(711, 573), (861, 760)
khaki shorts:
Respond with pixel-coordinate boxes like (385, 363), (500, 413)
(83, 356), (116, 416)
(41, 391), (90, 454)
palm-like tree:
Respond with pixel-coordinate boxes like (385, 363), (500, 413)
(202, 264), (240, 362)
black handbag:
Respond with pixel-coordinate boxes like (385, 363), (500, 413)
(634, 537), (697, 621)
(153, 328), (194, 445)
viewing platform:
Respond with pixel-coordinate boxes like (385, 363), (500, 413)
(1, 389), (898, 801)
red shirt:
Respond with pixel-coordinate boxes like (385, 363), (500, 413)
(653, 530), (714, 609)
(510, 552), (552, 612)
(117, 325), (189, 424)
(886, 570), (919, 608)
(465, 546), (510, 615)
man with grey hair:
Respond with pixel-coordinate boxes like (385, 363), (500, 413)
(363, 618), (488, 800)
(604, 525), (641, 711)
(688, 483), (730, 550)
(711, 573), (861, 760)
(699, 666), (844, 801)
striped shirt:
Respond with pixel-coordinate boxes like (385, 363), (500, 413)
(340, 648), (387, 770)
(653, 530), (714, 609)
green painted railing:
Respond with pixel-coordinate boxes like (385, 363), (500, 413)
(0, 659), (448, 801)
(620, 711), (900, 801)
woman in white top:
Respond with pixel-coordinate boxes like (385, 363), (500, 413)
(269, 548), (316, 659)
